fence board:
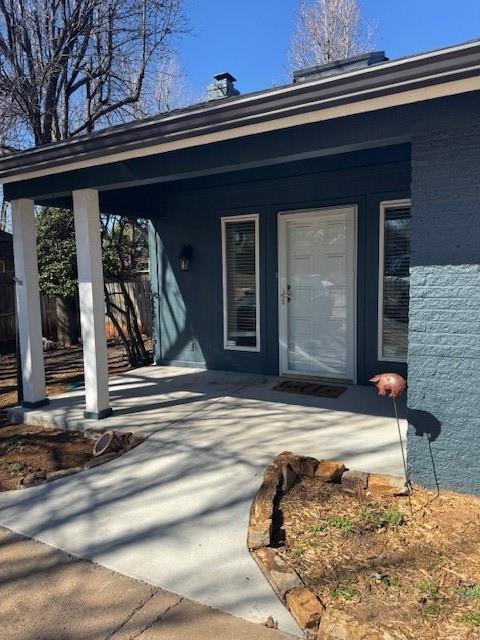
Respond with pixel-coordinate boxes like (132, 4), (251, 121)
(0, 281), (15, 343)
(105, 273), (152, 340)
(0, 273), (152, 345)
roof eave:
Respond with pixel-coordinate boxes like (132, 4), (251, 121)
(1, 38), (480, 184)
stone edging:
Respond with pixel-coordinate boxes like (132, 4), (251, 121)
(17, 431), (145, 489)
(248, 452), (407, 639)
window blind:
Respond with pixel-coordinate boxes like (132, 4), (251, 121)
(381, 205), (411, 360)
(223, 217), (258, 349)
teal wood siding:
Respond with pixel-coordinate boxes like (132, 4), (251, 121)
(149, 146), (411, 382)
(149, 225), (205, 367)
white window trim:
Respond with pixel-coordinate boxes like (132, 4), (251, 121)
(221, 213), (260, 352)
(377, 198), (412, 363)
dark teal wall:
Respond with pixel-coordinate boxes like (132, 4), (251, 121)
(149, 146), (410, 383)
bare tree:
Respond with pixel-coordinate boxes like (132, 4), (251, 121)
(0, 0), (188, 151)
(289, 0), (375, 69)
(152, 52), (194, 113)
(0, 196), (8, 231)
(0, 0), (188, 364)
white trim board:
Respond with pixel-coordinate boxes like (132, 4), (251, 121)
(221, 213), (260, 353)
(278, 205), (358, 383)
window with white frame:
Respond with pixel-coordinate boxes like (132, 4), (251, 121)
(378, 200), (411, 362)
(222, 214), (260, 351)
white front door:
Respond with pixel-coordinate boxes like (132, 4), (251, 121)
(278, 207), (356, 381)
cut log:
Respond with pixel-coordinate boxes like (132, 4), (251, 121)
(93, 430), (123, 457)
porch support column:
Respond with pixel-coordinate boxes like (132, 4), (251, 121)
(73, 188), (112, 420)
(11, 199), (48, 408)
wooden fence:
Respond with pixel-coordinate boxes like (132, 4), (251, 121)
(104, 274), (152, 340)
(0, 273), (152, 347)
(0, 277), (16, 344)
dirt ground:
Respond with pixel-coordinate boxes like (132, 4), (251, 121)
(0, 343), (150, 489)
(280, 477), (480, 639)
(0, 423), (98, 490)
(0, 343), (143, 424)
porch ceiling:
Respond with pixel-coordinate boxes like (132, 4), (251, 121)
(29, 143), (410, 217)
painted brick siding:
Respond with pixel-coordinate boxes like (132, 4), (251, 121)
(408, 125), (480, 495)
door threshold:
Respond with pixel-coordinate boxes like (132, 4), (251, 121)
(280, 372), (353, 385)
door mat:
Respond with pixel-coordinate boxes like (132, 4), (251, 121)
(272, 379), (346, 398)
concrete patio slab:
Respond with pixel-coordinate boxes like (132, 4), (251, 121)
(3, 366), (407, 636)
(0, 527), (289, 640)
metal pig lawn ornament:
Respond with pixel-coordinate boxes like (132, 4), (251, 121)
(369, 373), (406, 399)
(369, 373), (412, 512)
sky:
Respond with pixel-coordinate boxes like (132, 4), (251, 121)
(179, 0), (480, 97)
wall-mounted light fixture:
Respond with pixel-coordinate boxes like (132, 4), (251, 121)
(178, 244), (193, 271)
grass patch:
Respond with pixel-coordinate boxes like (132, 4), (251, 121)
(386, 575), (401, 588)
(7, 461), (25, 473)
(418, 579), (440, 599)
(330, 584), (358, 600)
(327, 516), (354, 534)
(381, 507), (405, 526)
(360, 507), (405, 528)
(453, 612), (480, 627)
(457, 584), (480, 600)
(424, 602), (441, 618)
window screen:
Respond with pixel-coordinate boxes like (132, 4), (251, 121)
(222, 215), (259, 350)
(380, 203), (411, 361)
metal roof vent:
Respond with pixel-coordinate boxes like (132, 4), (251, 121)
(293, 51), (388, 83)
(207, 72), (240, 100)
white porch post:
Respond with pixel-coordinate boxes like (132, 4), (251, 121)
(73, 188), (112, 419)
(11, 199), (48, 407)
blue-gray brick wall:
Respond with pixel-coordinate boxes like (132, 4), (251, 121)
(408, 125), (480, 495)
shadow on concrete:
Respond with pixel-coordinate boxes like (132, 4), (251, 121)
(0, 365), (408, 634)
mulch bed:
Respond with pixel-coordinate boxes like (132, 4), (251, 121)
(279, 476), (480, 639)
(0, 424), (98, 490)
(0, 344), (153, 490)
(0, 344), (150, 490)
(0, 345), (149, 488)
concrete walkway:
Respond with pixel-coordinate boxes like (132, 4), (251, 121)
(0, 527), (289, 640)
(3, 366), (407, 636)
